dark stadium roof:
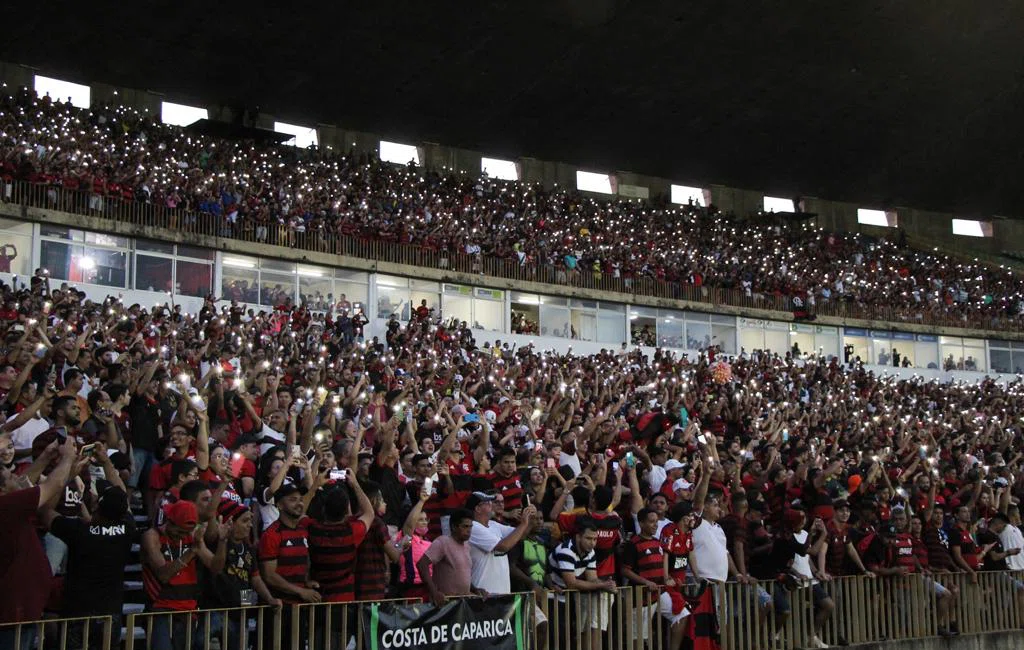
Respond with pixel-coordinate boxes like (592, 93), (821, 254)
(4, 2), (1024, 216)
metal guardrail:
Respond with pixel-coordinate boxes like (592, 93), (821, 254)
(4, 572), (1023, 650)
(4, 179), (1021, 334)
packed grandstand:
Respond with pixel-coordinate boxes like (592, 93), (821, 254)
(1, 86), (1024, 650)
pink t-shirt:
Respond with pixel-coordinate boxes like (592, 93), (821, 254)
(394, 531), (431, 585)
(423, 535), (472, 597)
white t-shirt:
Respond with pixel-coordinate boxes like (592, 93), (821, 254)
(468, 520), (516, 594)
(7, 414), (50, 464)
(647, 465), (667, 493)
(559, 452), (582, 478)
(791, 530), (816, 584)
(1000, 524), (1024, 571)
(259, 424), (286, 456)
(692, 517), (729, 582)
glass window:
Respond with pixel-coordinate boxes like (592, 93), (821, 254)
(481, 157), (519, 181)
(570, 299), (597, 309)
(657, 317), (684, 348)
(986, 349), (1007, 372)
(377, 274), (409, 289)
(259, 272), (294, 307)
(915, 342), (939, 369)
(40, 225), (73, 240)
(871, 338), (892, 366)
(686, 321), (712, 350)
(764, 330), (789, 356)
(175, 260), (212, 298)
(333, 282), (367, 313)
(571, 309), (598, 341)
(711, 314), (735, 325)
(335, 268), (369, 282)
(963, 345), (985, 372)
(0, 234), (32, 276)
(712, 323), (737, 354)
(274, 121), (318, 148)
(510, 291), (541, 304)
(598, 301), (625, 314)
(598, 312), (626, 344)
(790, 331), (814, 358)
(260, 259), (295, 273)
(740, 329), (764, 355)
(299, 271), (333, 311)
(377, 284), (409, 319)
(221, 267), (258, 304)
(135, 255), (174, 293)
(630, 310), (657, 346)
(473, 299), (503, 332)
(539, 304), (571, 338)
(411, 290), (440, 319)
(176, 244), (214, 261)
(1012, 351), (1024, 374)
(843, 337), (870, 365)
(137, 240), (175, 254)
(511, 295), (539, 334)
(379, 141), (420, 166)
(410, 279), (440, 292)
(40, 241), (76, 282)
(444, 294), (473, 326)
(85, 232), (128, 248)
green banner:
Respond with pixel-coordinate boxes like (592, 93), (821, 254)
(363, 595), (525, 650)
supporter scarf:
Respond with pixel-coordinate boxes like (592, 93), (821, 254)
(686, 583), (719, 650)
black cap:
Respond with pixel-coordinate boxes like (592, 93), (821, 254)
(233, 433), (262, 448)
(464, 491), (497, 511)
(97, 486), (129, 520)
(274, 483), (302, 502)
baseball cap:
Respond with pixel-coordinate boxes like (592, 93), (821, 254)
(664, 459), (686, 472)
(465, 491), (497, 511)
(163, 500), (199, 529)
(274, 483), (303, 502)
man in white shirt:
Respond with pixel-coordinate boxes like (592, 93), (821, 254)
(997, 508), (1024, 571)
(3, 382), (51, 464)
(466, 491), (535, 595)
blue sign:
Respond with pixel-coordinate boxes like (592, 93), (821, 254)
(892, 332), (915, 341)
(916, 334), (937, 342)
(869, 330), (892, 339)
(844, 328), (868, 337)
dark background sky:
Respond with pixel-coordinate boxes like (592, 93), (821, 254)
(4, 2), (1024, 216)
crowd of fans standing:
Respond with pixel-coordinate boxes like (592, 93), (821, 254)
(0, 263), (1023, 649)
(1, 87), (1023, 332)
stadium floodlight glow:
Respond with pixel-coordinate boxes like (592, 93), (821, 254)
(763, 196), (795, 213)
(671, 185), (706, 206)
(34, 75), (91, 109)
(858, 209), (898, 227)
(952, 219), (993, 238)
(576, 171), (615, 195)
(379, 140), (420, 165)
(481, 157), (519, 181)
(274, 122), (318, 148)
(161, 101), (209, 127)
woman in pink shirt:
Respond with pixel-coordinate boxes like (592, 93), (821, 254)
(395, 487), (433, 601)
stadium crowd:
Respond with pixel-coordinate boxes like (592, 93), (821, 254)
(1, 87), (1024, 332)
(1, 260), (1024, 650)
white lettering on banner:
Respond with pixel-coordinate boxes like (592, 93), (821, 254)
(379, 619), (513, 648)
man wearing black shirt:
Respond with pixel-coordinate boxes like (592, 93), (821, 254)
(45, 483), (134, 650)
(128, 362), (163, 512)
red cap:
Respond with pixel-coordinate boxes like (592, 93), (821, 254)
(163, 500), (199, 529)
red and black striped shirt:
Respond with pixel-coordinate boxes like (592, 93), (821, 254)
(622, 535), (666, 604)
(142, 532), (199, 611)
(485, 472), (524, 511)
(354, 517), (389, 601)
(259, 516), (312, 603)
(309, 518), (368, 602)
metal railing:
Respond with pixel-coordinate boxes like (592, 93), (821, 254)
(4, 179), (1022, 335)
(0, 614), (113, 650)
(4, 572), (1024, 650)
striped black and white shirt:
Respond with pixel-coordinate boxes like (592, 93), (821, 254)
(549, 538), (597, 600)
